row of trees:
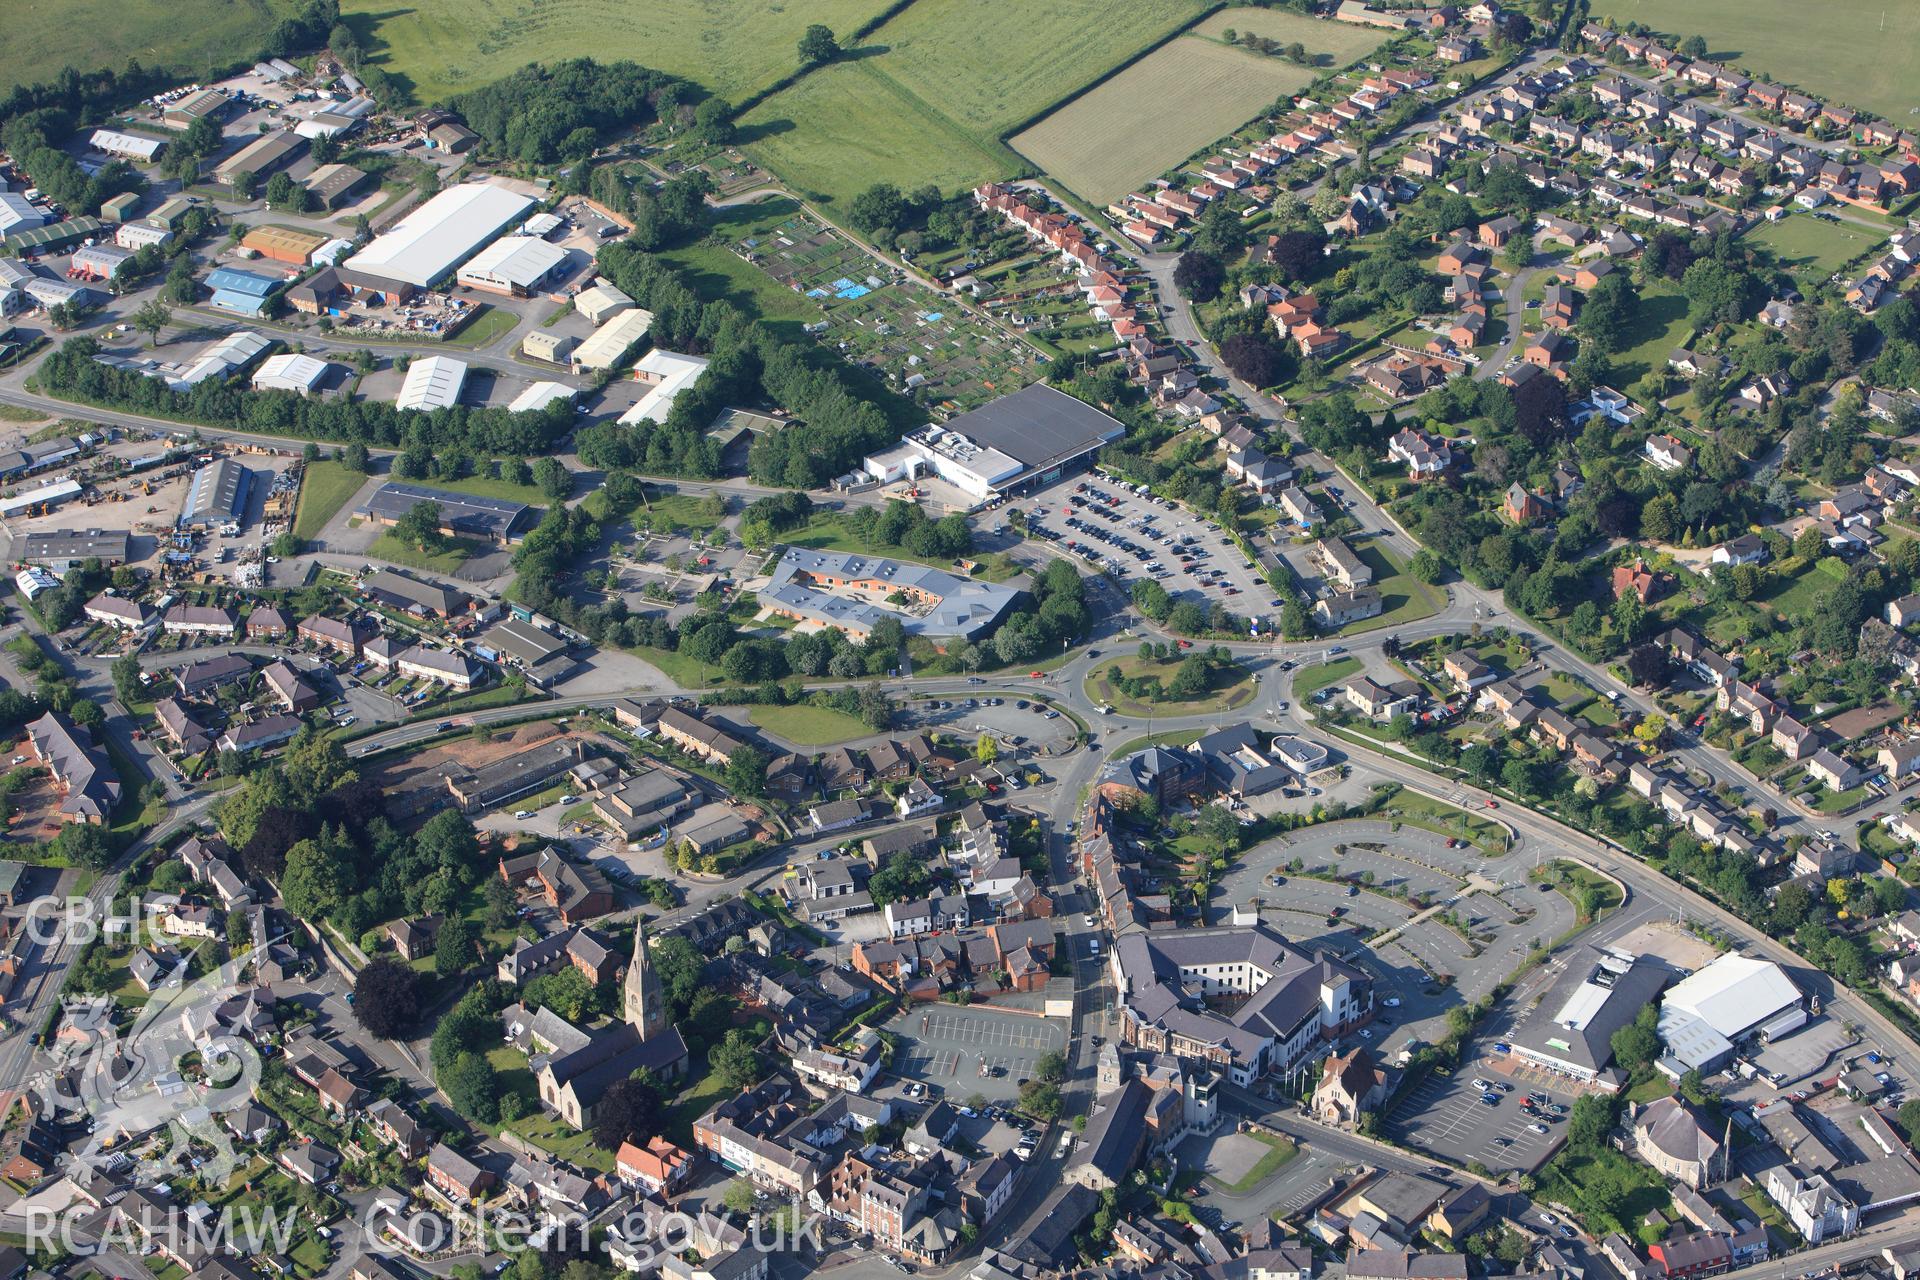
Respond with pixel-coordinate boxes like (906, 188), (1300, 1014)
(38, 335), (578, 457)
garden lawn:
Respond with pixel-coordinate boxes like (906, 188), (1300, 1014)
(1339, 544), (1444, 635)
(1752, 215), (1888, 285)
(1294, 655), (1361, 699)
(748, 703), (874, 746)
(367, 531), (481, 573)
(1605, 280), (1694, 389)
(293, 460), (370, 541)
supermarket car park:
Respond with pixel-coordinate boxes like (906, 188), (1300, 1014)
(1019, 475), (1275, 621)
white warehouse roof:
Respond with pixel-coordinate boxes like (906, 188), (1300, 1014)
(573, 307), (655, 371)
(1661, 953), (1801, 1040)
(618, 349), (710, 424)
(91, 129), (165, 161)
(396, 355), (468, 411)
(252, 353), (331, 393)
(342, 182), (535, 289)
(456, 235), (567, 291)
(507, 381), (576, 413)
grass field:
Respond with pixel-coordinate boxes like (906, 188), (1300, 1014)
(658, 197), (824, 333)
(341, 0), (897, 104)
(428, 471), (551, 507)
(1339, 544), (1445, 636)
(740, 0), (1204, 208)
(1205, 1129), (1298, 1195)
(748, 703), (874, 745)
(1012, 38), (1314, 205)
(293, 461), (368, 541)
(1191, 7), (1389, 64)
(1587, 0), (1920, 122)
(0, 0), (300, 100)
(1751, 215), (1887, 285)
(1293, 655), (1362, 700)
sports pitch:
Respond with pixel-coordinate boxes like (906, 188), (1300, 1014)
(1587, 0), (1920, 123)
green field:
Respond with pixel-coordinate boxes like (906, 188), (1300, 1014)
(740, 0), (1204, 207)
(293, 460), (369, 541)
(658, 198), (824, 332)
(1587, 0), (1920, 123)
(341, 0), (898, 104)
(748, 703), (874, 745)
(1605, 280), (1694, 388)
(1014, 11), (1384, 204)
(0, 0), (299, 100)
(1751, 215), (1888, 285)
(1293, 655), (1362, 699)
(427, 471), (551, 507)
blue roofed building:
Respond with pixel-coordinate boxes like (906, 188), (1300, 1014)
(205, 267), (282, 316)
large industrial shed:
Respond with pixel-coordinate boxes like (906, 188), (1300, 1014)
(339, 183), (535, 298)
(456, 236), (568, 297)
(572, 308), (654, 372)
(396, 355), (468, 412)
(90, 129), (165, 162)
(1656, 953), (1804, 1076)
(179, 459), (252, 529)
(213, 130), (306, 188)
(205, 268), (283, 317)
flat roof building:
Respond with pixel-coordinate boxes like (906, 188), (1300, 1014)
(456, 236), (569, 296)
(864, 383), (1124, 501)
(574, 308), (655, 372)
(359, 482), (535, 546)
(1657, 953), (1803, 1074)
(179, 458), (252, 529)
(13, 528), (131, 571)
(522, 330), (575, 363)
(341, 182), (535, 292)
(396, 355), (467, 412)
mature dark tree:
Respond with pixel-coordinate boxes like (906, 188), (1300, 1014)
(798, 24), (840, 66)
(592, 1074), (664, 1150)
(353, 958), (421, 1039)
(1173, 250), (1225, 302)
(1263, 228), (1326, 279)
(1219, 333), (1292, 389)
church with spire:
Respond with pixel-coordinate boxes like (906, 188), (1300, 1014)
(535, 921), (690, 1130)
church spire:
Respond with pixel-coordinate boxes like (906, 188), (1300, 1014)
(624, 920), (667, 1040)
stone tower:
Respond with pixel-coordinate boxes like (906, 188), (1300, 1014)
(624, 922), (668, 1040)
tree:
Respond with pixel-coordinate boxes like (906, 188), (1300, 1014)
(1174, 250), (1225, 303)
(352, 959), (420, 1039)
(723, 1180), (757, 1216)
(533, 456), (572, 502)
(1609, 1004), (1660, 1074)
(132, 299), (171, 346)
(725, 744), (769, 798)
(1680, 34), (1708, 58)
(443, 1051), (499, 1123)
(1219, 333), (1292, 389)
(710, 1028), (763, 1090)
(393, 499), (443, 552)
(847, 183), (907, 239)
(282, 835), (349, 921)
(1408, 549), (1444, 583)
(798, 24), (840, 66)
(1898, 1099), (1920, 1146)
(592, 1074), (662, 1150)
(434, 913), (478, 977)
(975, 733), (998, 764)
(1567, 1093), (1616, 1147)
(1262, 228), (1327, 280)
(264, 170), (299, 210)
